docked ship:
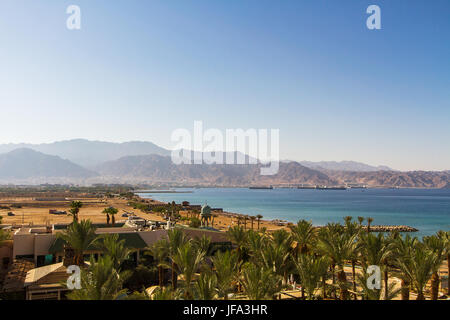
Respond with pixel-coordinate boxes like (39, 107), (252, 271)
(315, 186), (347, 190)
(249, 185), (273, 190)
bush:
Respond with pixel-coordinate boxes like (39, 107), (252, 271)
(189, 217), (201, 228)
(123, 264), (158, 291)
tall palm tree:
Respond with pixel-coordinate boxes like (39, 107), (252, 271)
(240, 263), (282, 300)
(357, 270), (401, 300)
(359, 233), (392, 300)
(212, 250), (241, 300)
(290, 220), (317, 255)
(149, 239), (170, 287)
(256, 214), (263, 230)
(103, 207), (119, 226)
(397, 244), (437, 300)
(357, 216), (364, 226)
(294, 254), (330, 300)
(193, 235), (211, 255)
(98, 233), (130, 270)
(226, 225), (248, 261)
(366, 217), (374, 233)
(318, 225), (358, 300)
(67, 255), (127, 300)
(390, 234), (417, 300)
(68, 201), (83, 223)
(437, 231), (450, 295)
(167, 228), (189, 290)
(249, 216), (256, 230)
(172, 242), (206, 299)
(424, 234), (445, 300)
(260, 241), (291, 286)
(57, 219), (98, 265)
(194, 272), (218, 300)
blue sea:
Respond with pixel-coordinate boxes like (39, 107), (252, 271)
(138, 188), (450, 238)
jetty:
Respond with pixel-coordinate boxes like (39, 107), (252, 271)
(363, 225), (418, 233)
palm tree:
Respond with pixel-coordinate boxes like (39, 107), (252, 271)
(98, 233), (130, 270)
(249, 216), (256, 230)
(57, 219), (98, 265)
(240, 263), (282, 300)
(398, 244), (437, 300)
(149, 239), (170, 287)
(256, 214), (263, 230)
(212, 250), (241, 300)
(193, 235), (211, 255)
(366, 217), (374, 233)
(67, 255), (127, 300)
(260, 241), (291, 286)
(211, 214), (218, 228)
(437, 231), (450, 295)
(167, 228), (189, 290)
(290, 220), (316, 255)
(226, 225), (248, 261)
(294, 254), (330, 300)
(357, 216), (364, 226)
(68, 201), (83, 223)
(194, 272), (218, 300)
(424, 234), (446, 300)
(318, 225), (358, 300)
(172, 242), (206, 299)
(359, 233), (392, 300)
(390, 234), (418, 300)
(357, 270), (401, 300)
(103, 207), (118, 226)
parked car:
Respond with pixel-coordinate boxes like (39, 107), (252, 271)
(7, 212), (15, 216)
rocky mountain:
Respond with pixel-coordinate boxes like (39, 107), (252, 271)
(299, 160), (393, 172)
(94, 154), (336, 186)
(327, 170), (450, 189)
(0, 139), (170, 167)
(0, 148), (97, 181)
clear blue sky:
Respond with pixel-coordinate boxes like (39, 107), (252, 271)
(0, 1), (449, 170)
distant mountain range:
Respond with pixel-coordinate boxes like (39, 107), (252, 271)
(0, 139), (169, 167)
(0, 148), (97, 182)
(299, 160), (394, 172)
(0, 139), (448, 188)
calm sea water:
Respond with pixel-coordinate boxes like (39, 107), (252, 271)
(139, 188), (450, 238)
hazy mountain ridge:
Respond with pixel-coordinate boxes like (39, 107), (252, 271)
(95, 154), (336, 186)
(0, 140), (447, 188)
(299, 160), (394, 172)
(328, 170), (450, 188)
(0, 148), (97, 181)
(0, 139), (169, 167)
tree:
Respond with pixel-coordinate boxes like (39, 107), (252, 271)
(212, 250), (241, 300)
(194, 272), (218, 300)
(424, 234), (446, 300)
(68, 201), (83, 223)
(437, 231), (450, 295)
(67, 255), (128, 300)
(357, 216), (364, 226)
(290, 220), (317, 255)
(318, 225), (358, 300)
(167, 228), (189, 290)
(172, 242), (206, 299)
(366, 217), (374, 233)
(397, 244), (437, 300)
(192, 235), (211, 256)
(102, 207), (119, 226)
(98, 233), (130, 270)
(57, 219), (98, 265)
(256, 214), (263, 230)
(390, 234), (418, 300)
(294, 254), (330, 300)
(148, 239), (170, 287)
(249, 216), (256, 230)
(240, 263), (282, 300)
(226, 225), (248, 262)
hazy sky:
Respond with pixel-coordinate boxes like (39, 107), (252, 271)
(0, 1), (449, 171)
